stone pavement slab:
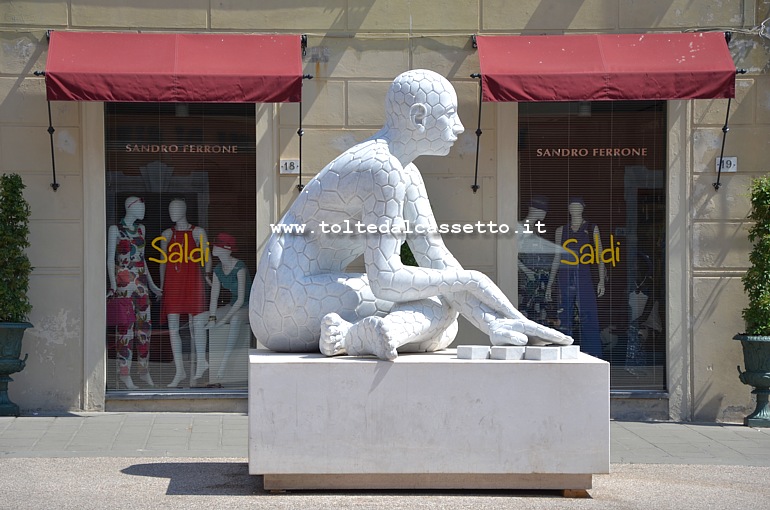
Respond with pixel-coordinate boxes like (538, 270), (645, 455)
(0, 412), (248, 458)
(611, 420), (770, 466)
(4, 414), (770, 467)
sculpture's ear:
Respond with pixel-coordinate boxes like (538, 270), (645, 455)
(410, 103), (428, 133)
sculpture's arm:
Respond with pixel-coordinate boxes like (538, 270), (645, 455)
(401, 163), (462, 271)
(362, 161), (519, 318)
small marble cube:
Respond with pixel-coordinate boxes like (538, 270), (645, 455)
(560, 345), (580, 359)
(457, 345), (490, 359)
(525, 346), (560, 361)
(490, 346), (526, 360)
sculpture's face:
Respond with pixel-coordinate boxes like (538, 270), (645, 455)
(426, 97), (464, 156)
(386, 70), (464, 156)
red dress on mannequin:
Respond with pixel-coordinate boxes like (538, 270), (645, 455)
(161, 227), (205, 320)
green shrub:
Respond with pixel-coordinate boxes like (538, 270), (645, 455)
(400, 242), (417, 267)
(742, 175), (770, 335)
(0, 174), (33, 323)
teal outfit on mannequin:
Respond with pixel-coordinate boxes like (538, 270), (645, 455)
(214, 260), (251, 306)
(204, 232), (252, 381)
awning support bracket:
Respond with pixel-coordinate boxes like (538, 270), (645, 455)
(45, 100), (60, 191)
(713, 68), (747, 192)
(34, 33), (58, 191)
(297, 74), (314, 192)
(34, 68), (60, 192)
(712, 97), (732, 192)
(470, 73), (482, 193)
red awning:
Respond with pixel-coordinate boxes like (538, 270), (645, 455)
(476, 32), (736, 102)
(44, 31), (303, 103)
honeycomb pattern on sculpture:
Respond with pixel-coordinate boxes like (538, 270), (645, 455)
(249, 69), (574, 360)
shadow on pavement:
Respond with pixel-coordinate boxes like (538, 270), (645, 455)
(122, 462), (262, 496)
(121, 461), (580, 500)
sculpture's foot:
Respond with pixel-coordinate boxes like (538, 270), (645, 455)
(349, 316), (399, 361)
(320, 313), (350, 356)
(527, 321), (573, 346)
(139, 371), (155, 387)
(120, 375), (138, 390)
(488, 318), (574, 347)
(167, 370), (187, 388)
(489, 318), (528, 346)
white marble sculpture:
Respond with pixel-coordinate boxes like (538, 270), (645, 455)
(249, 69), (573, 360)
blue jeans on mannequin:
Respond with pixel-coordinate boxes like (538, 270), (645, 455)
(557, 264), (602, 358)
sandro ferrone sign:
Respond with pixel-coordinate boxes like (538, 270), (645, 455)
(534, 146), (648, 157)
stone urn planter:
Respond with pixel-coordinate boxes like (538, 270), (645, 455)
(737, 176), (770, 427)
(733, 334), (770, 427)
(0, 173), (34, 416)
(0, 322), (31, 416)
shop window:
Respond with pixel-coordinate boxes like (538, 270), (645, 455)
(518, 101), (666, 390)
(105, 103), (257, 392)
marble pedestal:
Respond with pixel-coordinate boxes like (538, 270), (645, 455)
(248, 348), (609, 491)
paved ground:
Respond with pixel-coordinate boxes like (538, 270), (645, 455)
(1, 413), (769, 509)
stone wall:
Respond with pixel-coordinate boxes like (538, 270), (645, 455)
(0, 0), (768, 418)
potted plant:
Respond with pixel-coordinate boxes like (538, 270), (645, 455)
(0, 173), (33, 417)
(734, 175), (770, 427)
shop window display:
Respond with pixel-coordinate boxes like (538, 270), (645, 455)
(105, 103), (257, 391)
(518, 101), (666, 390)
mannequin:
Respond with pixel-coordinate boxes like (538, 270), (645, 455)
(107, 196), (162, 389)
(517, 195), (552, 323)
(159, 198), (210, 387)
(626, 252), (653, 369)
(200, 233), (251, 380)
(626, 281), (649, 369)
(546, 197), (604, 357)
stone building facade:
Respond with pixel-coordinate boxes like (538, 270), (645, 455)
(1, 0), (769, 421)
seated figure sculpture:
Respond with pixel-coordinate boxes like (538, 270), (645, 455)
(249, 69), (573, 360)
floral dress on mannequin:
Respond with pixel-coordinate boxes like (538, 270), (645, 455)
(114, 219), (153, 378)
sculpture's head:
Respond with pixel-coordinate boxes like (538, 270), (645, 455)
(385, 69), (464, 156)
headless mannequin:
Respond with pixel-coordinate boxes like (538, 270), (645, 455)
(546, 200), (605, 357)
(201, 243), (250, 380)
(107, 196), (162, 389)
(159, 199), (210, 387)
